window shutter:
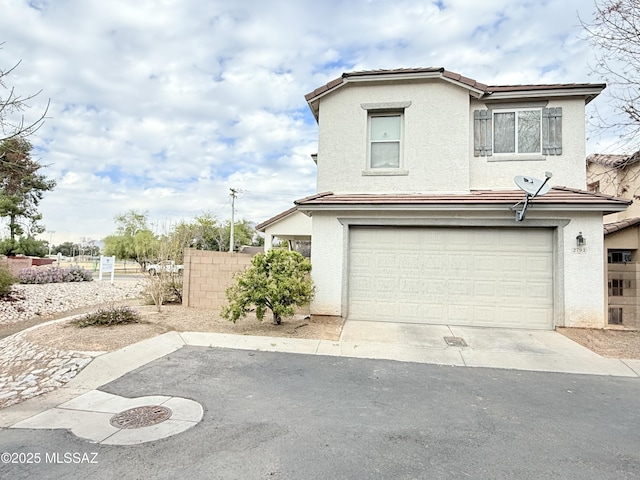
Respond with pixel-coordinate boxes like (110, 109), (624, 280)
(542, 107), (562, 155)
(474, 110), (492, 157)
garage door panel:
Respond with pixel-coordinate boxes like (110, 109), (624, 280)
(449, 279), (474, 297)
(474, 280), (498, 297)
(348, 227), (553, 329)
(527, 282), (553, 299)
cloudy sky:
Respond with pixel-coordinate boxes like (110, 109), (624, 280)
(0, 0), (622, 245)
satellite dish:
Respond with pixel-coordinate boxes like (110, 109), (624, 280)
(512, 172), (552, 222)
(514, 175), (551, 196)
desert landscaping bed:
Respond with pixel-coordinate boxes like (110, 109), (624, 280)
(0, 281), (638, 358)
(557, 327), (640, 359)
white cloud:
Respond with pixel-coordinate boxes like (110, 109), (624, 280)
(0, 0), (621, 244)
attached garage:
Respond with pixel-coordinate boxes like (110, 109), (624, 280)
(348, 226), (554, 329)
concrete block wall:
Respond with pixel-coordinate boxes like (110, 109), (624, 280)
(182, 248), (253, 309)
(0, 257), (33, 275)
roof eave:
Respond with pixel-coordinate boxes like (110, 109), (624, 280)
(305, 69), (488, 120)
(255, 206), (299, 232)
(483, 86), (605, 104)
(296, 202), (628, 214)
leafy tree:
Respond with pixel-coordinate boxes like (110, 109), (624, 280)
(582, 0), (640, 150)
(53, 241), (81, 257)
(102, 210), (158, 270)
(173, 213), (260, 252)
(0, 45), (49, 142)
(222, 249), (314, 325)
(0, 137), (55, 255)
(0, 235), (47, 257)
(219, 219), (258, 252)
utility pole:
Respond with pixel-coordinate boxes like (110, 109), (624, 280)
(48, 231), (55, 256)
(229, 188), (237, 252)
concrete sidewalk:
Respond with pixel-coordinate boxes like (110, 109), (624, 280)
(1, 322), (639, 444)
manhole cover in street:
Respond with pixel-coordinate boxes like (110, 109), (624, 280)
(444, 336), (468, 347)
(110, 405), (173, 429)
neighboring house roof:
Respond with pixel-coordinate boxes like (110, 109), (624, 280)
(587, 152), (640, 169)
(604, 217), (640, 235)
(305, 68), (606, 120)
(255, 206), (299, 232)
(295, 187), (630, 214)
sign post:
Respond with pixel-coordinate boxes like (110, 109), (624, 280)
(99, 255), (116, 284)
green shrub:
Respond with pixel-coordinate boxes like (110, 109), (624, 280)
(0, 265), (17, 296)
(71, 306), (141, 327)
(222, 249), (314, 325)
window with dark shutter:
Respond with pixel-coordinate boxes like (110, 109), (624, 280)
(542, 107), (562, 155)
(473, 110), (492, 157)
(474, 106), (563, 157)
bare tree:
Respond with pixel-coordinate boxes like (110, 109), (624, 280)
(581, 0), (640, 151)
(0, 44), (49, 144)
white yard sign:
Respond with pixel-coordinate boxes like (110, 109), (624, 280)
(99, 255), (116, 283)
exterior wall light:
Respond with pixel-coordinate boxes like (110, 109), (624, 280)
(576, 232), (586, 247)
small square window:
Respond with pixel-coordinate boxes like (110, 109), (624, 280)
(369, 114), (401, 169)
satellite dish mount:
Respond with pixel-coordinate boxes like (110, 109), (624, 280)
(512, 172), (552, 222)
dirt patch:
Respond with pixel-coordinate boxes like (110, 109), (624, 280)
(21, 305), (344, 353)
(557, 327), (640, 359)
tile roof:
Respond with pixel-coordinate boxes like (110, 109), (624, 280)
(295, 187), (630, 214)
(304, 67), (606, 104)
(587, 152), (640, 169)
(604, 217), (640, 235)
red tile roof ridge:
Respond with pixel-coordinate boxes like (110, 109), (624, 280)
(293, 191), (333, 204)
(587, 152), (640, 168)
(604, 217), (640, 235)
(552, 185), (630, 202)
(294, 188), (629, 205)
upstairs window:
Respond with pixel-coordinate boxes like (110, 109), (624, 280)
(608, 250), (632, 263)
(493, 109), (541, 154)
(369, 114), (402, 169)
(474, 107), (562, 157)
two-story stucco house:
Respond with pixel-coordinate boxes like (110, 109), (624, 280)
(586, 152), (640, 328)
(265, 68), (630, 330)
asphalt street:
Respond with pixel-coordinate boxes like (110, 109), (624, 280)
(1, 346), (639, 480)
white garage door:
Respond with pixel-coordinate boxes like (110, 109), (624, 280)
(348, 227), (553, 329)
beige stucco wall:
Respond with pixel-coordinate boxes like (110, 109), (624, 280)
(469, 98), (587, 191)
(182, 248), (253, 309)
(316, 79), (470, 194)
(588, 161), (640, 222)
(605, 228), (640, 250)
(309, 210), (607, 328)
(316, 79), (589, 195)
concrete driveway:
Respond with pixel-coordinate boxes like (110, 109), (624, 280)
(339, 320), (640, 376)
